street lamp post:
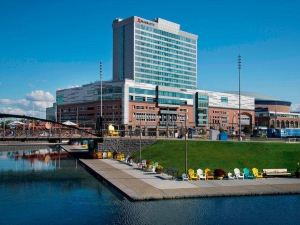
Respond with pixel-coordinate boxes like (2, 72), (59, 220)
(99, 62), (103, 137)
(184, 111), (188, 174)
(238, 55), (242, 141)
(139, 115), (142, 162)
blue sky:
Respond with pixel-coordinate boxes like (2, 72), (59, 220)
(0, 0), (300, 115)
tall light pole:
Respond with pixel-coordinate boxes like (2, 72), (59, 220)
(100, 62), (103, 118)
(238, 55), (242, 141)
(139, 115), (142, 162)
(99, 61), (103, 137)
(185, 111), (188, 174)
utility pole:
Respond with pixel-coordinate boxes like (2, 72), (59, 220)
(139, 115), (142, 162)
(238, 55), (242, 141)
(275, 100), (277, 128)
(185, 111), (188, 174)
(99, 61), (103, 137)
(166, 108), (169, 138)
(100, 62), (103, 118)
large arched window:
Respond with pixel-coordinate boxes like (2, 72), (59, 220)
(290, 121), (294, 128)
(271, 120), (275, 128)
(286, 121), (290, 128)
(277, 120), (280, 128)
(295, 121), (299, 128)
(281, 121), (285, 128)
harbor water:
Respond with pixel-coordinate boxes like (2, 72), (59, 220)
(0, 148), (299, 225)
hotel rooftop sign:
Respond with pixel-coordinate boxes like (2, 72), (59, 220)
(135, 17), (155, 26)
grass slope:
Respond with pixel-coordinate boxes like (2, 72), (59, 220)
(134, 140), (300, 174)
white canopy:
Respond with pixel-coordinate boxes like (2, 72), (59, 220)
(62, 121), (77, 126)
(8, 121), (25, 126)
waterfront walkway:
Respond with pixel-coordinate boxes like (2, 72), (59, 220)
(80, 159), (300, 201)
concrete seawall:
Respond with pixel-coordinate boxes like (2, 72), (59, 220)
(102, 137), (156, 155)
(80, 159), (300, 201)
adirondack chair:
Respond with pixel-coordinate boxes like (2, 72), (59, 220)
(196, 169), (206, 180)
(243, 168), (254, 179)
(205, 168), (214, 180)
(252, 168), (263, 178)
(188, 169), (198, 180)
(227, 172), (235, 180)
(182, 173), (189, 181)
(234, 168), (244, 179)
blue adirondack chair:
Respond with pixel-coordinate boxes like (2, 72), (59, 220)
(243, 168), (254, 179)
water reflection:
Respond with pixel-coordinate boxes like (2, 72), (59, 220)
(0, 148), (299, 225)
(0, 148), (67, 171)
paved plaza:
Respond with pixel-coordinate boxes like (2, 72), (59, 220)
(80, 159), (300, 201)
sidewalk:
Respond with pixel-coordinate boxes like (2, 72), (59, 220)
(80, 159), (300, 201)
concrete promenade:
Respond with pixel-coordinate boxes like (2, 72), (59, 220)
(80, 159), (300, 201)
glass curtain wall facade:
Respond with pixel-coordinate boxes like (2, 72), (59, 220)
(113, 16), (198, 90)
(195, 92), (209, 127)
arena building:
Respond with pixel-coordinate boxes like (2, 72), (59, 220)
(255, 98), (300, 128)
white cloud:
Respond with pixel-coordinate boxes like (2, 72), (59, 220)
(291, 104), (300, 112)
(26, 90), (55, 102)
(0, 98), (30, 107)
(0, 90), (55, 118)
(0, 107), (26, 116)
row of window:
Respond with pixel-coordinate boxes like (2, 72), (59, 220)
(197, 108), (208, 114)
(117, 26), (125, 80)
(197, 102), (209, 108)
(212, 110), (228, 115)
(97, 87), (122, 94)
(97, 105), (121, 110)
(135, 39), (196, 59)
(135, 73), (195, 87)
(97, 93), (122, 100)
(134, 113), (157, 121)
(270, 120), (299, 128)
(269, 113), (300, 119)
(129, 95), (156, 103)
(135, 45), (196, 63)
(133, 106), (156, 110)
(135, 56), (196, 72)
(158, 90), (193, 100)
(135, 51), (196, 67)
(198, 95), (209, 100)
(129, 87), (156, 96)
(135, 78), (194, 90)
(135, 23), (197, 45)
(135, 33), (196, 53)
(158, 98), (188, 105)
(135, 62), (196, 77)
(135, 69), (196, 86)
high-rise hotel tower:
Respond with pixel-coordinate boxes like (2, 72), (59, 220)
(113, 16), (198, 90)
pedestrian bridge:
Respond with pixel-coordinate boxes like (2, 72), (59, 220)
(0, 113), (102, 142)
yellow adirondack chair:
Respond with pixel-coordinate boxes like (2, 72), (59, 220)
(205, 168), (214, 180)
(252, 168), (263, 178)
(188, 169), (198, 180)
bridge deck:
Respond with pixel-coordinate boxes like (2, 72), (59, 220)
(79, 159), (300, 201)
(62, 145), (88, 153)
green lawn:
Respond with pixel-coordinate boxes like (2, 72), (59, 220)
(133, 140), (300, 175)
